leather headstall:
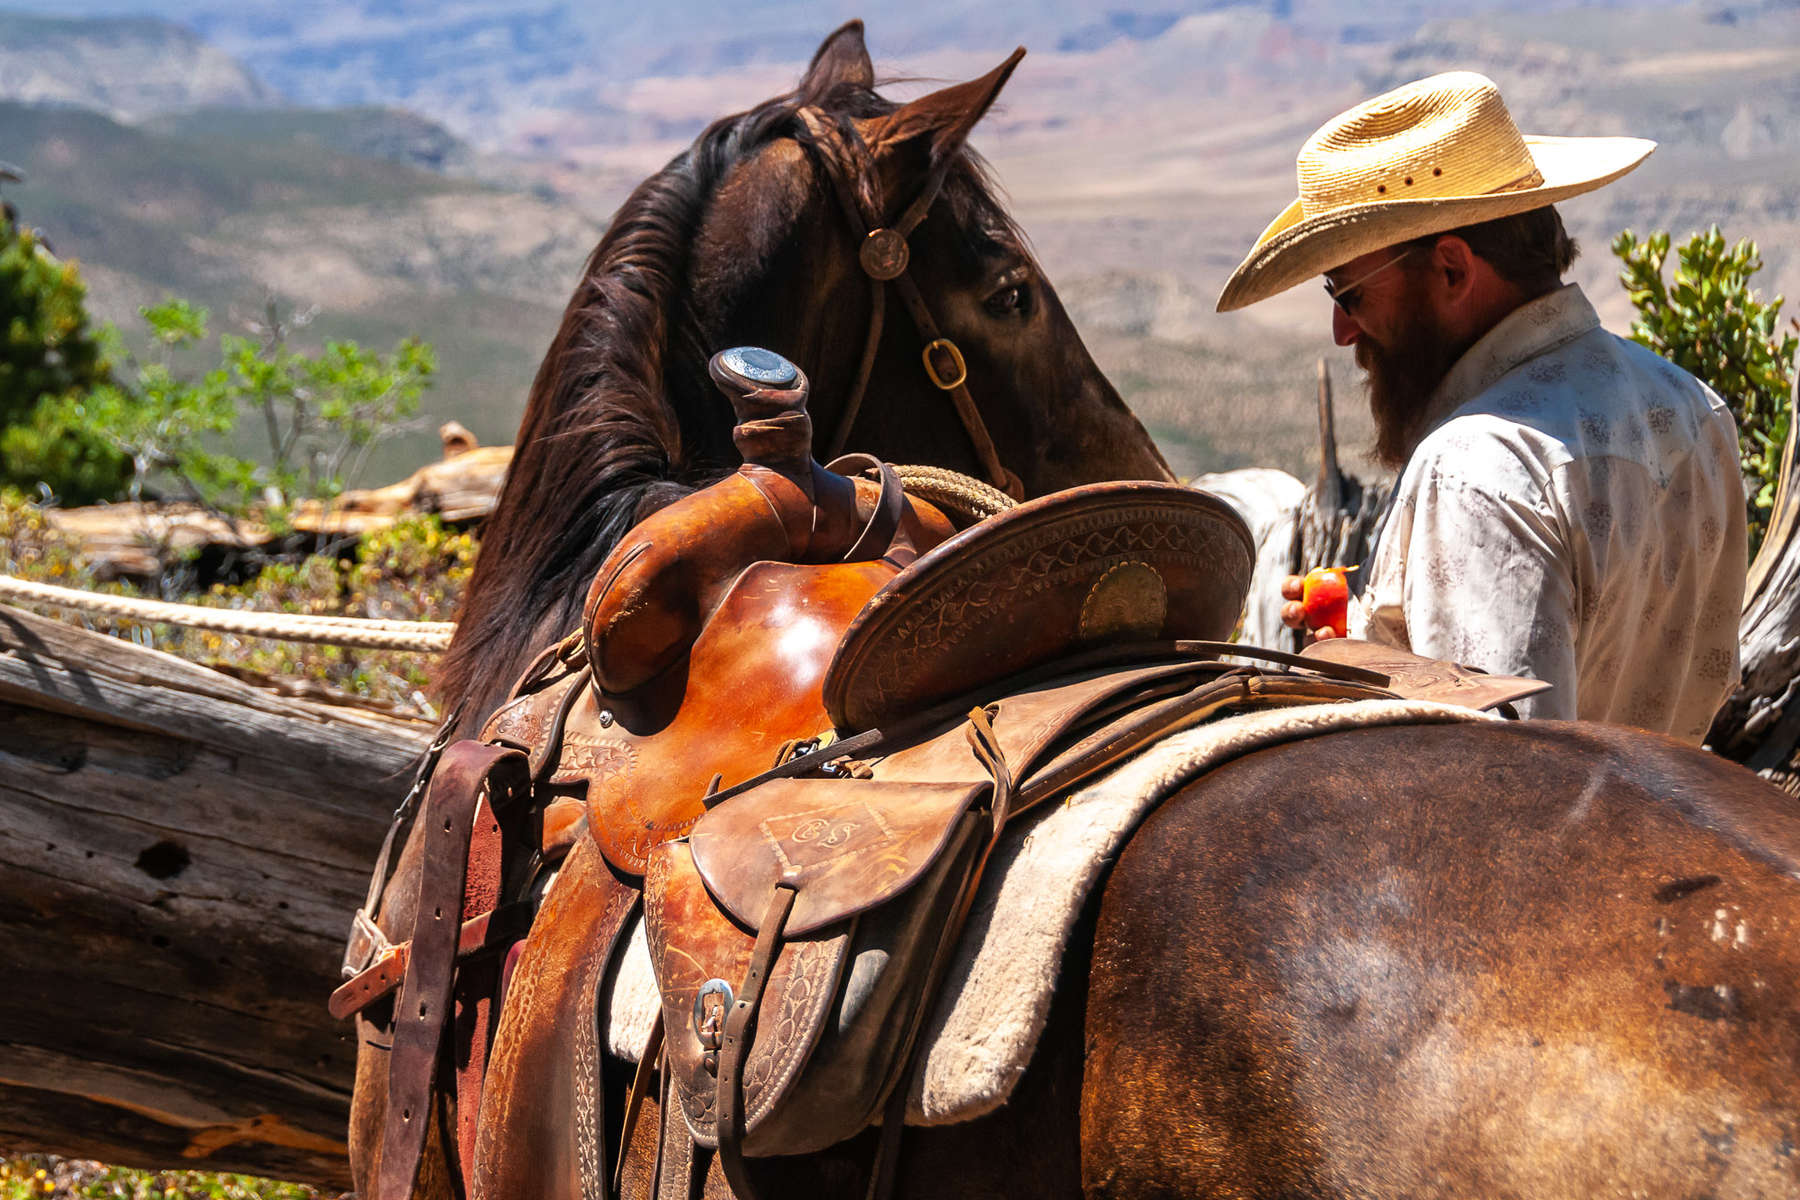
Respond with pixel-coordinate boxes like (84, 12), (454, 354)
(794, 106), (1024, 500)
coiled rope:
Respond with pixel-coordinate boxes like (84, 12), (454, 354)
(0, 466), (1007, 652)
(891, 464), (1017, 523)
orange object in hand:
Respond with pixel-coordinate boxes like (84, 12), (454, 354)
(1301, 566), (1353, 639)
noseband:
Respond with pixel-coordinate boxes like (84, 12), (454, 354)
(796, 108), (1025, 501)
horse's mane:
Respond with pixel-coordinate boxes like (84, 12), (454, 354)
(436, 79), (1016, 723)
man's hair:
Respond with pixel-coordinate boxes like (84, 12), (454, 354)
(1410, 205), (1578, 296)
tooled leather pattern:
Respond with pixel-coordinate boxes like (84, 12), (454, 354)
(572, 945), (605, 1200)
(742, 936), (846, 1128)
(858, 512), (1235, 713)
(551, 733), (636, 787)
(642, 853), (713, 1131)
(471, 919), (543, 1177)
(481, 669), (578, 747)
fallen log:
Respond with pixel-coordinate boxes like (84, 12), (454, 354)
(0, 605), (431, 1187)
(48, 426), (513, 582)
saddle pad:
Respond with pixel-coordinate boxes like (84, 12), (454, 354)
(605, 697), (1494, 1123)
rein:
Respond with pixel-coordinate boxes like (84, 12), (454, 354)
(796, 108), (1025, 501)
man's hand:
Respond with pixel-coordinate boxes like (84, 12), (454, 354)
(1280, 571), (1346, 642)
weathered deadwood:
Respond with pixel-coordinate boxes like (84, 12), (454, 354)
(0, 605), (431, 1186)
(1708, 353), (1800, 784)
(1292, 360), (1390, 651)
(49, 435), (513, 582)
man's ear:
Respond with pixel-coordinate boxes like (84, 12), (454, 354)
(868, 47), (1025, 165)
(799, 20), (874, 100)
(1432, 235), (1480, 298)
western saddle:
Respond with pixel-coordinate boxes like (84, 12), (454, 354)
(334, 346), (1546, 1200)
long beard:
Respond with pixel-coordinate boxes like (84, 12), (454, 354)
(1358, 312), (1471, 471)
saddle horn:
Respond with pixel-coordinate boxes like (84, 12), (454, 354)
(583, 347), (950, 700)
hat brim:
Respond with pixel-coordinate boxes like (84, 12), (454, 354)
(1216, 135), (1655, 313)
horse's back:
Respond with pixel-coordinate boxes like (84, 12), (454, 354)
(1083, 719), (1800, 1199)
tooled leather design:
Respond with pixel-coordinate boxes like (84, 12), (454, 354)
(482, 671), (578, 747)
(742, 936), (846, 1128)
(550, 732), (636, 787)
(673, 933), (848, 1139)
(647, 834), (852, 1142)
(642, 854), (715, 1130)
(760, 802), (897, 873)
(573, 945), (605, 1200)
(857, 511), (1240, 711)
(472, 917), (543, 1175)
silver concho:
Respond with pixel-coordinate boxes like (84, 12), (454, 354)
(717, 346), (798, 387)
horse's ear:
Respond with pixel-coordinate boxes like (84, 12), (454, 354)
(870, 47), (1026, 163)
(800, 20), (874, 99)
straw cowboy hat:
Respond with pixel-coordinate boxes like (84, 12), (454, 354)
(1216, 71), (1654, 312)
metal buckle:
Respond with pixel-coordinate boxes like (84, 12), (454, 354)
(922, 338), (968, 391)
(694, 978), (735, 1076)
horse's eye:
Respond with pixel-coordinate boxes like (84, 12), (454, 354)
(984, 282), (1031, 317)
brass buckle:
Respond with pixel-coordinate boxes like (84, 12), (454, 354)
(922, 338), (968, 391)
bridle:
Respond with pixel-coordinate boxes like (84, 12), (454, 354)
(795, 107), (1025, 501)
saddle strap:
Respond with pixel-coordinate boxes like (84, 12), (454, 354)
(342, 707), (463, 982)
(714, 884), (800, 1200)
(615, 1014), (666, 1199)
(452, 765), (524, 1190)
(378, 742), (529, 1200)
(824, 454), (906, 563)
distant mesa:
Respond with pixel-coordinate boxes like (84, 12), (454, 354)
(0, 12), (280, 121)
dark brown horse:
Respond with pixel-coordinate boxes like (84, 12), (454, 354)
(353, 22), (1800, 1199)
(432, 22), (1171, 727)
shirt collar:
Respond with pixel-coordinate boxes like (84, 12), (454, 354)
(1418, 283), (1601, 432)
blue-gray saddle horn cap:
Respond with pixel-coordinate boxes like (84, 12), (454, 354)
(715, 346), (799, 388)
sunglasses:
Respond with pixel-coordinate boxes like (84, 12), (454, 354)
(1323, 247), (1415, 316)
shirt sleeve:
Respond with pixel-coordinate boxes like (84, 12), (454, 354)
(1394, 452), (1579, 720)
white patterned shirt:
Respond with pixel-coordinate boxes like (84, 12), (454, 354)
(1349, 283), (1746, 743)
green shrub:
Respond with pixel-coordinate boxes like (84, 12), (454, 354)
(39, 298), (436, 522)
(1613, 226), (1799, 556)
(0, 1154), (317, 1200)
(0, 212), (129, 503)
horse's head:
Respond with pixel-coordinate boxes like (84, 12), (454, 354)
(438, 22), (1172, 723)
(684, 23), (1171, 496)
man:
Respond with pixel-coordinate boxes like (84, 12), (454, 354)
(1217, 71), (1745, 743)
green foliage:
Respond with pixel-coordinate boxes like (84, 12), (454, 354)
(0, 212), (130, 503)
(0, 1154), (316, 1199)
(44, 299), (436, 520)
(1613, 225), (1800, 554)
(0, 490), (473, 716)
